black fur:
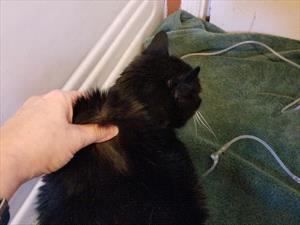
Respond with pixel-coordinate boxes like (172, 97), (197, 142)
(37, 31), (208, 225)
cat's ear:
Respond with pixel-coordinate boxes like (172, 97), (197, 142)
(143, 31), (169, 56)
(182, 66), (200, 83)
(168, 66), (200, 101)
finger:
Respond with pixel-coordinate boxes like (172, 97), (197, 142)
(63, 91), (85, 104)
(71, 124), (119, 152)
(42, 90), (82, 106)
(63, 91), (86, 122)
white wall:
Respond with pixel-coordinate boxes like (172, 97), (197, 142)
(0, 0), (128, 219)
(180, 0), (299, 40)
(0, 0), (128, 124)
(181, 0), (209, 18)
(210, 0), (300, 40)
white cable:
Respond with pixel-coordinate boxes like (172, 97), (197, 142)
(184, 41), (300, 184)
(180, 40), (300, 69)
(202, 135), (300, 185)
(281, 97), (300, 113)
(181, 41), (300, 112)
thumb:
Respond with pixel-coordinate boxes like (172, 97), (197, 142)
(71, 124), (119, 151)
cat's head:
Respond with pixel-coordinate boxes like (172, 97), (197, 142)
(110, 31), (201, 128)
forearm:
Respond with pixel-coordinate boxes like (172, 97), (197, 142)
(0, 127), (27, 200)
(0, 156), (23, 200)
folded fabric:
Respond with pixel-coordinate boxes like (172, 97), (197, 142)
(146, 10), (300, 225)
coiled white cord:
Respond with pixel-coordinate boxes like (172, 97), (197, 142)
(202, 135), (300, 185)
(181, 40), (300, 70)
(181, 41), (300, 184)
(181, 40), (300, 113)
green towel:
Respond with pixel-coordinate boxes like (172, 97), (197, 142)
(147, 10), (300, 225)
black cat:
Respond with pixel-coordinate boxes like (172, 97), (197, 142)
(37, 31), (208, 225)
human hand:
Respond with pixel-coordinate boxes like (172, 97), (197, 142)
(0, 90), (118, 199)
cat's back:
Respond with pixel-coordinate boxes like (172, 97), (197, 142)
(37, 29), (209, 223)
(37, 114), (207, 225)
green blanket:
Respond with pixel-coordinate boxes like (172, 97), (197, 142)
(148, 11), (300, 224)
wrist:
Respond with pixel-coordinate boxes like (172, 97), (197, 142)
(0, 154), (24, 200)
(0, 128), (28, 200)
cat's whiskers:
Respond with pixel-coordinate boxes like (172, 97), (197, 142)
(194, 113), (203, 135)
(193, 116), (198, 137)
(196, 111), (217, 138)
(197, 112), (216, 137)
(194, 113), (205, 134)
(194, 111), (209, 131)
(195, 111), (218, 140)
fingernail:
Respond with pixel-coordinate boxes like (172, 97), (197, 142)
(97, 125), (119, 143)
(107, 126), (119, 136)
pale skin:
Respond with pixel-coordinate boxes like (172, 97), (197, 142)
(0, 90), (118, 200)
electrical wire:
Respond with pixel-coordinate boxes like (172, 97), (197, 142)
(181, 41), (300, 113)
(281, 97), (300, 113)
(181, 41), (300, 184)
(181, 40), (300, 70)
(202, 135), (300, 185)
